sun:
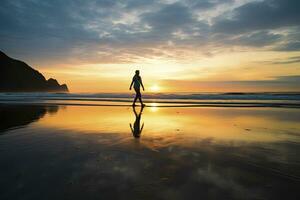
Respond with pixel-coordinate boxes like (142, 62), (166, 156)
(149, 84), (160, 92)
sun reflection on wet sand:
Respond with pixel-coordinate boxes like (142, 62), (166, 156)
(36, 105), (300, 148)
(149, 103), (159, 112)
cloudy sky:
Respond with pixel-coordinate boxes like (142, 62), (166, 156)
(1, 0), (300, 92)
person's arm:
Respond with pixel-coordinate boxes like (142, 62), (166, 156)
(129, 78), (134, 90)
(140, 77), (145, 91)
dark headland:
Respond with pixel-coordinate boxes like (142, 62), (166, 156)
(0, 51), (68, 92)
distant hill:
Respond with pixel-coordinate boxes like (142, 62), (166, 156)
(0, 51), (68, 92)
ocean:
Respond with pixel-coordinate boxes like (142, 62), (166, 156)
(0, 92), (300, 107)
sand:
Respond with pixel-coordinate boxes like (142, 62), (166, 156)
(0, 104), (299, 200)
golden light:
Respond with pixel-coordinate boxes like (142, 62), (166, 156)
(149, 84), (160, 92)
(149, 103), (159, 112)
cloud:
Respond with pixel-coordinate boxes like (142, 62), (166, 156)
(141, 3), (195, 33)
(183, 0), (234, 10)
(211, 0), (300, 51)
(212, 0), (300, 34)
(223, 31), (282, 47)
(274, 41), (300, 51)
(161, 75), (300, 92)
(273, 75), (300, 82)
(270, 56), (300, 64)
(0, 0), (299, 65)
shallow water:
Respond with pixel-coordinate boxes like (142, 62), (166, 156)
(1, 92), (300, 108)
(0, 104), (299, 200)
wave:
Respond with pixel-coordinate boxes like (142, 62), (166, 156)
(1, 92), (300, 109)
(1, 92), (300, 100)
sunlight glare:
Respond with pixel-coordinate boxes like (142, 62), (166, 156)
(150, 84), (160, 92)
(149, 103), (159, 112)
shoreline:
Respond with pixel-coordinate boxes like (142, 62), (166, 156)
(1, 101), (300, 108)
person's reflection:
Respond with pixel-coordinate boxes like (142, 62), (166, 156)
(130, 106), (144, 138)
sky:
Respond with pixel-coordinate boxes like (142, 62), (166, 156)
(1, 0), (300, 93)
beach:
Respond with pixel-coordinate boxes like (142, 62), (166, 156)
(0, 98), (300, 199)
(2, 0), (300, 199)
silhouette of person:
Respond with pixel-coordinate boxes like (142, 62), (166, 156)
(130, 106), (144, 138)
(129, 70), (145, 107)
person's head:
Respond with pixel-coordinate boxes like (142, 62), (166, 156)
(135, 70), (140, 75)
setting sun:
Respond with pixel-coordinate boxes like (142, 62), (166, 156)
(149, 84), (160, 92)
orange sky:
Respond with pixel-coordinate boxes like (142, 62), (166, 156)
(39, 50), (300, 93)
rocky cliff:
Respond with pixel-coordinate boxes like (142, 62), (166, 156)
(0, 51), (69, 92)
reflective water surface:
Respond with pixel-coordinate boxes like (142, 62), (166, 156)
(0, 104), (299, 200)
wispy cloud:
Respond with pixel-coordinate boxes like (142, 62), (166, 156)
(271, 56), (300, 64)
(257, 56), (300, 65)
(161, 75), (300, 92)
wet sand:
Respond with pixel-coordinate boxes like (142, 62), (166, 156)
(0, 104), (299, 200)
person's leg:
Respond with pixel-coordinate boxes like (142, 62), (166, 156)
(133, 95), (137, 106)
(136, 89), (144, 106)
(138, 94), (145, 106)
(133, 88), (139, 106)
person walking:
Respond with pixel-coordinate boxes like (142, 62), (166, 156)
(129, 70), (145, 107)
